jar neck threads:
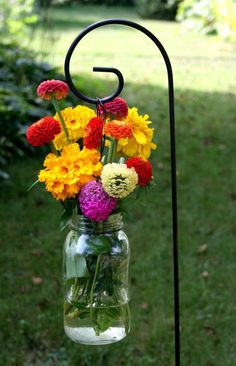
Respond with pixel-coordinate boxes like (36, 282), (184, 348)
(70, 212), (123, 234)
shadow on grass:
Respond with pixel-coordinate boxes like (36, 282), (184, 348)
(47, 18), (138, 32)
(0, 74), (235, 366)
(42, 5), (138, 31)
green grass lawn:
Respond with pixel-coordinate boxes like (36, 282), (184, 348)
(31, 4), (236, 94)
(1, 4), (236, 366)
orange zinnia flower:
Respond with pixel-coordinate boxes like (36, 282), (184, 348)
(103, 120), (132, 140)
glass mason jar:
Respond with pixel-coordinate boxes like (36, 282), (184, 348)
(63, 213), (130, 345)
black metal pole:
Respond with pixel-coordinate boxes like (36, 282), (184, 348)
(64, 19), (180, 366)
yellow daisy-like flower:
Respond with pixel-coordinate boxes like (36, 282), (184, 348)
(117, 107), (157, 159)
(38, 143), (102, 201)
(53, 105), (96, 150)
(101, 163), (138, 198)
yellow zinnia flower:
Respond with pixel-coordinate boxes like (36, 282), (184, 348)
(117, 107), (157, 159)
(38, 143), (102, 201)
(101, 163), (138, 198)
(53, 105), (96, 150)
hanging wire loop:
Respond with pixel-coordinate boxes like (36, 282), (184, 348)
(64, 18), (180, 366)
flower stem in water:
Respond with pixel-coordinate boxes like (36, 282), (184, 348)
(89, 255), (101, 320)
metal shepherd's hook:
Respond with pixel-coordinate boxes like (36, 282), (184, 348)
(64, 18), (180, 366)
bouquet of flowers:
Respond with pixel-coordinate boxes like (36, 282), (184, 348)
(26, 79), (157, 344)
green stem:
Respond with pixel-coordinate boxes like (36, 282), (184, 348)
(107, 138), (114, 163)
(50, 141), (59, 155)
(123, 303), (131, 334)
(51, 96), (70, 144)
(72, 278), (81, 301)
(119, 157), (125, 164)
(107, 138), (118, 163)
(114, 292), (130, 335)
(84, 278), (90, 300)
(89, 255), (101, 320)
(65, 278), (88, 316)
(112, 139), (118, 162)
(101, 154), (106, 165)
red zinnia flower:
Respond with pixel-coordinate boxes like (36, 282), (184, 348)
(97, 97), (128, 120)
(126, 156), (153, 187)
(26, 116), (61, 146)
(103, 120), (132, 139)
(37, 80), (69, 101)
(84, 117), (104, 149)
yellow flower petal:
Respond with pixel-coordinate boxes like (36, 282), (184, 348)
(132, 129), (147, 144)
(117, 107), (156, 158)
(38, 143), (102, 200)
(53, 105), (96, 150)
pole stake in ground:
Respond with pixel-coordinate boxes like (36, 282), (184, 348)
(64, 18), (180, 366)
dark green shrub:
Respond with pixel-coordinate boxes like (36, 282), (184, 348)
(133, 0), (182, 20)
(78, 0), (134, 4)
(48, 0), (134, 5)
(0, 41), (62, 181)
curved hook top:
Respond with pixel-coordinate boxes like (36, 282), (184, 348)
(64, 18), (179, 366)
(64, 18), (174, 105)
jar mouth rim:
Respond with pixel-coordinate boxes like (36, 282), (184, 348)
(70, 212), (123, 233)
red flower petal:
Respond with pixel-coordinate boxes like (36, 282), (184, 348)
(84, 117), (104, 149)
(26, 116), (61, 146)
(126, 156), (153, 186)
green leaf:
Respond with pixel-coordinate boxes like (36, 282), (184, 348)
(78, 308), (90, 319)
(93, 307), (120, 335)
(60, 210), (73, 232)
(71, 302), (88, 310)
(86, 236), (111, 255)
(60, 199), (77, 231)
(64, 199), (77, 212)
(66, 251), (89, 279)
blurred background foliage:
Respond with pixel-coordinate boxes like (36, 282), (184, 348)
(133, 0), (181, 20)
(0, 0), (37, 36)
(177, 0), (236, 38)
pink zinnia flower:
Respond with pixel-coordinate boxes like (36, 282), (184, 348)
(79, 180), (117, 222)
(37, 80), (69, 101)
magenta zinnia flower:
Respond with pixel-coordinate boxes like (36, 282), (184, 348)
(79, 180), (117, 222)
(37, 80), (69, 101)
(97, 97), (128, 120)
